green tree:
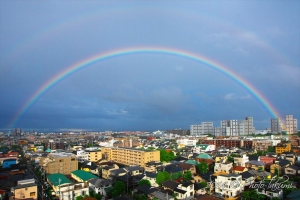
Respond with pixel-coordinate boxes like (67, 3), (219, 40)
(94, 194), (102, 200)
(76, 196), (83, 200)
(199, 181), (207, 187)
(113, 180), (126, 195)
(159, 150), (176, 162)
(156, 171), (165, 185)
(171, 171), (182, 180)
(138, 180), (151, 187)
(196, 162), (208, 174)
(162, 171), (171, 181)
(183, 171), (192, 181)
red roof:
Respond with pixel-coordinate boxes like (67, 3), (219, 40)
(232, 166), (245, 171)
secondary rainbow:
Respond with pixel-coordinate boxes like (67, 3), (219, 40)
(8, 46), (282, 128)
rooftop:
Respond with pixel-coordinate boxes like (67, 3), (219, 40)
(47, 173), (72, 186)
(72, 170), (98, 181)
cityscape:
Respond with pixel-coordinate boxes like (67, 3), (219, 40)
(0, 1), (300, 200)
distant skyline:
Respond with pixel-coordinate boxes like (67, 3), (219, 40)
(0, 1), (299, 131)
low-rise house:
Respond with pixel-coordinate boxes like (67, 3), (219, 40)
(241, 171), (255, 186)
(214, 174), (243, 198)
(162, 180), (179, 191)
(174, 181), (194, 200)
(256, 171), (271, 180)
(71, 170), (98, 187)
(145, 161), (163, 173)
(2, 158), (17, 168)
(256, 183), (283, 200)
(215, 154), (228, 163)
(149, 190), (175, 200)
(280, 151), (296, 164)
(142, 171), (158, 187)
(195, 153), (214, 167)
(194, 183), (207, 197)
(135, 184), (158, 197)
(81, 161), (98, 175)
(193, 144), (215, 153)
(47, 173), (89, 200)
(214, 162), (232, 174)
(245, 161), (265, 171)
(259, 156), (276, 170)
(232, 166), (247, 174)
(11, 179), (38, 200)
(285, 165), (300, 175)
(88, 178), (113, 197)
(176, 163), (196, 175)
(270, 159), (291, 175)
(233, 154), (249, 167)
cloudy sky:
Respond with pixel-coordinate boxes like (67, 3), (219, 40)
(0, 1), (299, 132)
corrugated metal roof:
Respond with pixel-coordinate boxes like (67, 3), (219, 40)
(47, 173), (72, 186)
(71, 170), (98, 181)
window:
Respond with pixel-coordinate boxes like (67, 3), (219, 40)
(30, 192), (36, 196)
(25, 188), (28, 190)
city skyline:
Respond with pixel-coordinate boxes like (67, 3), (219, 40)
(0, 1), (299, 131)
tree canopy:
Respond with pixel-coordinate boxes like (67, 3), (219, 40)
(159, 149), (177, 162)
(138, 180), (151, 187)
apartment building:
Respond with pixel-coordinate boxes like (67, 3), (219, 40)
(86, 150), (102, 162)
(190, 122), (213, 135)
(286, 115), (298, 134)
(101, 147), (160, 167)
(239, 117), (254, 135)
(275, 143), (291, 154)
(221, 120), (239, 136)
(39, 152), (78, 175)
(271, 118), (282, 134)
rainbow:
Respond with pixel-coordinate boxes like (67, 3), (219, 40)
(8, 46), (282, 128)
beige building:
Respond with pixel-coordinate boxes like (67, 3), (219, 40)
(101, 147), (160, 167)
(12, 182), (38, 200)
(86, 150), (102, 162)
(39, 152), (78, 175)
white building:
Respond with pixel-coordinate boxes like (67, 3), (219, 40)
(190, 122), (213, 136)
(215, 174), (243, 198)
(233, 154), (249, 167)
(286, 115), (298, 134)
(214, 162), (233, 174)
(176, 139), (197, 147)
(239, 117), (254, 135)
(221, 120), (239, 136)
(271, 118), (282, 133)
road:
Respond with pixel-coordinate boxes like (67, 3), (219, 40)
(28, 163), (51, 200)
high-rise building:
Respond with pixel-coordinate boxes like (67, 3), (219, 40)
(221, 120), (239, 136)
(271, 118), (281, 133)
(239, 117), (254, 135)
(286, 115), (298, 134)
(190, 122), (213, 136)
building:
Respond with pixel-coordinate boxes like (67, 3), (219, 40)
(286, 115), (298, 134)
(233, 154), (249, 167)
(47, 173), (89, 200)
(39, 152), (78, 175)
(221, 120), (239, 136)
(239, 117), (254, 135)
(214, 174), (243, 198)
(12, 179), (37, 200)
(101, 147), (160, 167)
(190, 122), (213, 136)
(86, 150), (102, 162)
(275, 143), (291, 154)
(176, 139), (197, 147)
(271, 118), (282, 134)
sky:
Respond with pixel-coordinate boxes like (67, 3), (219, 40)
(0, 0), (299, 132)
